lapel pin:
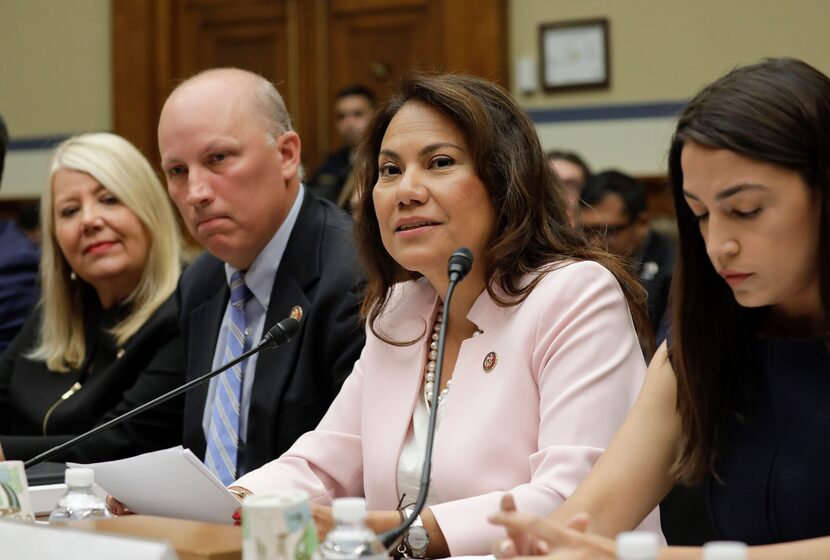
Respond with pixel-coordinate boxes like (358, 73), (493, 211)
(290, 305), (304, 322)
(116, 348), (125, 359)
(483, 351), (498, 373)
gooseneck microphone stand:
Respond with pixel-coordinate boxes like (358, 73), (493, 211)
(379, 247), (474, 551)
(24, 317), (301, 469)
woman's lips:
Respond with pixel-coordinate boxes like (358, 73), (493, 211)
(721, 272), (753, 286)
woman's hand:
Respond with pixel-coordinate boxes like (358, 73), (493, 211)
(106, 495), (132, 516)
(312, 504), (334, 541)
(490, 498), (614, 560)
(492, 494), (553, 557)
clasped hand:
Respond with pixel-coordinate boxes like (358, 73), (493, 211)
(489, 494), (616, 560)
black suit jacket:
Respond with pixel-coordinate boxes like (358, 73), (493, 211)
(0, 294), (185, 462)
(638, 229), (676, 332)
(178, 192), (365, 477)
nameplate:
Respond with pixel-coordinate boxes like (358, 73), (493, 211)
(0, 519), (177, 560)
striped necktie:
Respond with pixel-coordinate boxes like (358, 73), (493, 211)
(205, 271), (252, 486)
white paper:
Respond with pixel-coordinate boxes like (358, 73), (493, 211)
(0, 519), (178, 560)
(68, 446), (240, 524)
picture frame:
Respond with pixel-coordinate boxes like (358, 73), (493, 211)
(539, 18), (610, 92)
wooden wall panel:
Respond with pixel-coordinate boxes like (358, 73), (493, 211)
(113, 0), (507, 172)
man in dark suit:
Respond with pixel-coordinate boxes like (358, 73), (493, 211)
(157, 68), (365, 483)
(307, 85), (375, 211)
(579, 170), (676, 335)
(0, 115), (40, 355)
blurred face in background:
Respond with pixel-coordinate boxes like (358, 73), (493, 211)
(580, 192), (647, 257)
(549, 158), (587, 226)
(335, 94), (374, 148)
(52, 169), (149, 307)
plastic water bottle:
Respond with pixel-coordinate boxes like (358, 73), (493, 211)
(703, 541), (748, 560)
(616, 531), (658, 560)
(48, 467), (111, 522)
(316, 497), (387, 560)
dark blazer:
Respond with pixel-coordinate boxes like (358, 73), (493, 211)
(177, 192), (365, 477)
(0, 220), (40, 355)
(637, 229), (676, 332)
(0, 294), (185, 462)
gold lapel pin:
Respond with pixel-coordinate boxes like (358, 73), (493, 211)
(482, 351), (498, 373)
(290, 305), (304, 322)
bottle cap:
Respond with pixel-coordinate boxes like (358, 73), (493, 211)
(331, 497), (367, 522)
(65, 467), (94, 488)
(616, 531), (658, 559)
(703, 541), (748, 560)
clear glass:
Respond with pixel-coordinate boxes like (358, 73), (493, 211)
(48, 485), (111, 522)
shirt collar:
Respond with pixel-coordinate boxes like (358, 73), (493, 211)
(224, 184), (306, 307)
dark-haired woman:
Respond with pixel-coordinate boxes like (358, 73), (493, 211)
(492, 58), (830, 559)
(221, 73), (658, 557)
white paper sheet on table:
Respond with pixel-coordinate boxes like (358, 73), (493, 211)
(68, 445), (239, 524)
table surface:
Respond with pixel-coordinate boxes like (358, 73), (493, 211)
(67, 515), (242, 560)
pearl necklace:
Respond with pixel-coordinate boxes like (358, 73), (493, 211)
(424, 305), (451, 408)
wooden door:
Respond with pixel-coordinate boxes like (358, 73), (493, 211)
(112, 0), (506, 171)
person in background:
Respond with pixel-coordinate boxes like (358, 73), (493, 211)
(308, 85), (376, 210)
(0, 115), (40, 354)
(157, 68), (365, 484)
(546, 150), (591, 227)
(0, 133), (184, 462)
(579, 170), (676, 335)
(492, 58), (830, 559)
(224, 73), (658, 557)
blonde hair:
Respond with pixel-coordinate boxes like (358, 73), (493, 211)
(29, 133), (182, 372)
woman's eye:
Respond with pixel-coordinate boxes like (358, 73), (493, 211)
(430, 156), (454, 169)
(59, 207), (78, 218)
(211, 152), (228, 163)
(733, 208), (761, 219)
(101, 194), (120, 205)
(692, 212), (709, 223)
(379, 162), (401, 176)
(167, 165), (186, 177)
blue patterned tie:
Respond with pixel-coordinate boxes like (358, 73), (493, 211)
(205, 271), (251, 485)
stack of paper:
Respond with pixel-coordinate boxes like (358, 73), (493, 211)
(69, 446), (240, 524)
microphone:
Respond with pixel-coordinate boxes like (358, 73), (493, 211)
(23, 317), (301, 469)
(379, 247), (474, 551)
(447, 247), (473, 283)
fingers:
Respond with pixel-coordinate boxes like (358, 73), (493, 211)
(489, 510), (567, 544)
(564, 512), (591, 533)
(106, 495), (131, 517)
(493, 538), (518, 558)
(501, 493), (517, 513)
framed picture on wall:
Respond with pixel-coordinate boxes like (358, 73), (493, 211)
(540, 18), (610, 92)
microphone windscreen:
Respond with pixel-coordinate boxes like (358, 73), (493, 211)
(447, 247), (474, 280)
(268, 317), (300, 346)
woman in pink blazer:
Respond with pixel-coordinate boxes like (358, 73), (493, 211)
(233, 73), (659, 556)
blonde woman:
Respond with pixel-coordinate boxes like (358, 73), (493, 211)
(0, 132), (184, 463)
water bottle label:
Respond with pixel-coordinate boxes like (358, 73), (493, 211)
(0, 461), (34, 522)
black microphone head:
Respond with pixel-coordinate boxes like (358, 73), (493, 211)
(447, 247), (474, 282)
(261, 317), (301, 349)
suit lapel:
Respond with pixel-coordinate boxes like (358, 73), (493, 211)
(245, 194), (322, 469)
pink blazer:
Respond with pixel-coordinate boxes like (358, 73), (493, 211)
(236, 261), (660, 555)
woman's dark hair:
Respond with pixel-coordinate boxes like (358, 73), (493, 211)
(352, 72), (650, 344)
(668, 58), (830, 483)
